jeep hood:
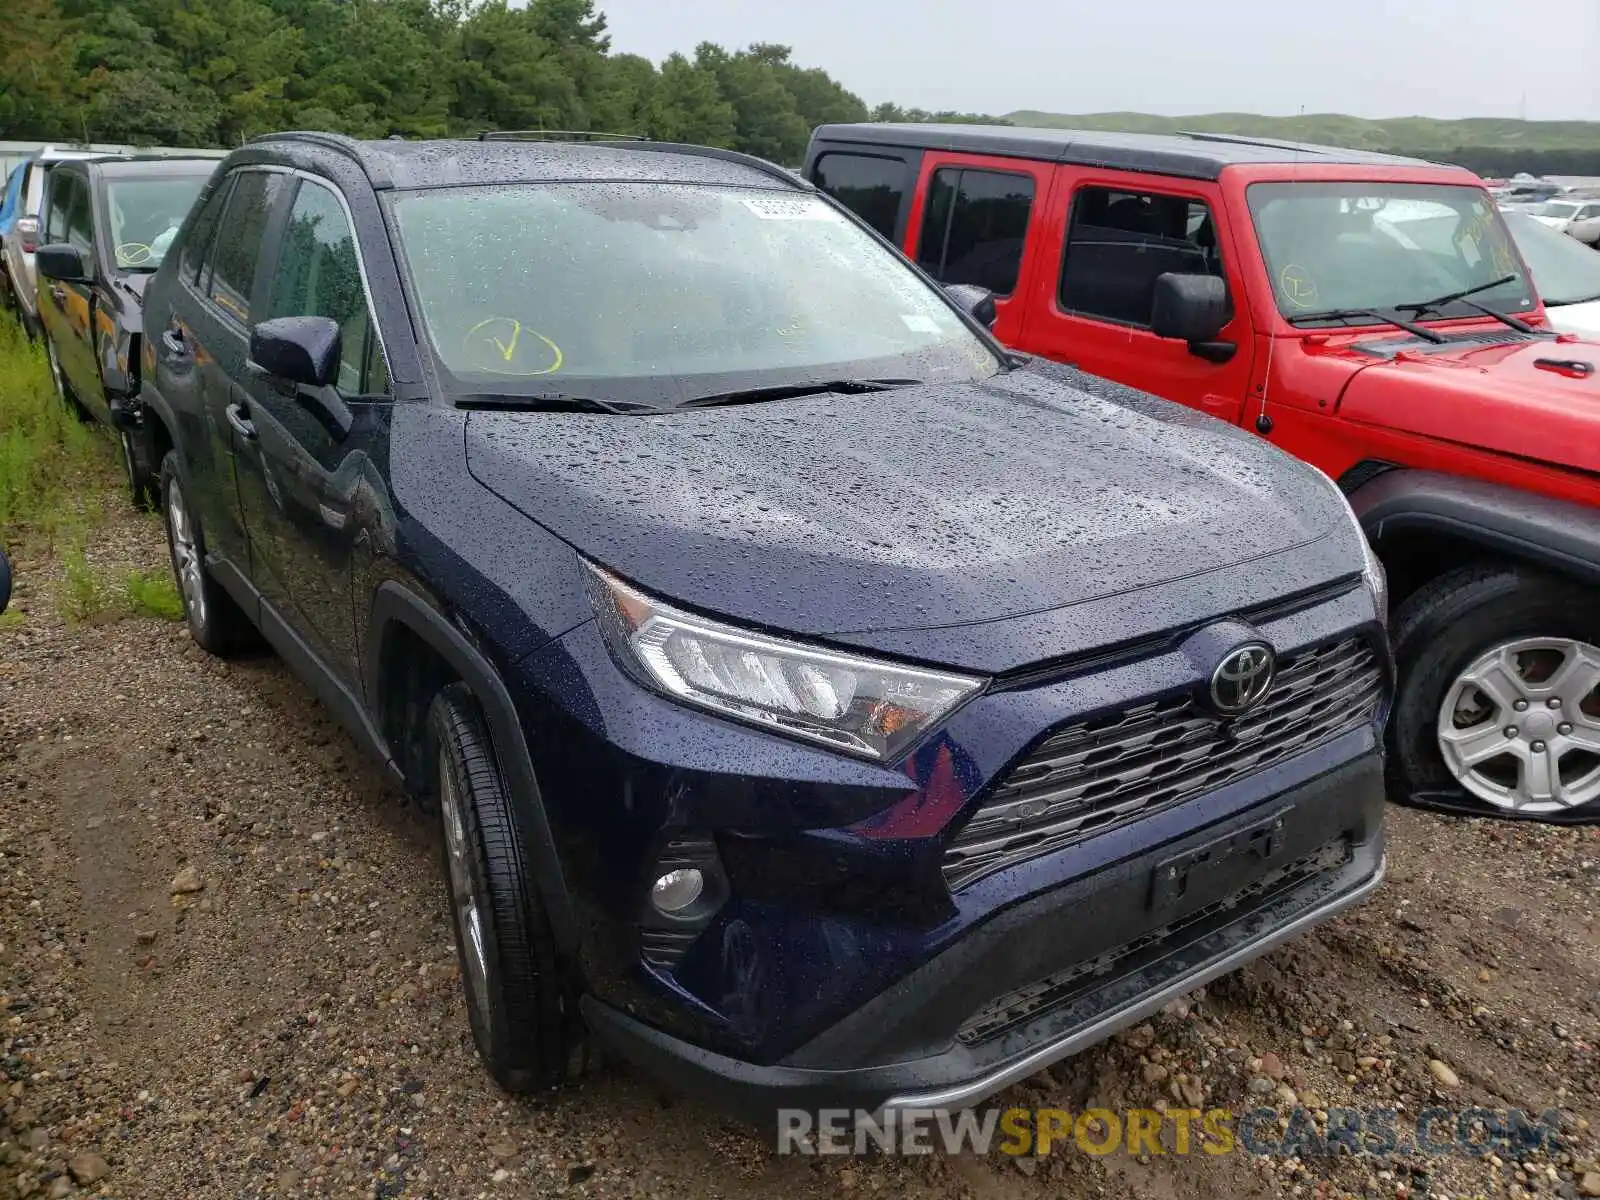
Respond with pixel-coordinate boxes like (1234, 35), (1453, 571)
(1333, 334), (1600, 474)
(464, 367), (1350, 648)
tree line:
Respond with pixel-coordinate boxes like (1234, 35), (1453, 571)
(0, 0), (1007, 164)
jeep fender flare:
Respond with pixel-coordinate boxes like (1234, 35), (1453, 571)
(365, 580), (578, 953)
(1347, 467), (1600, 586)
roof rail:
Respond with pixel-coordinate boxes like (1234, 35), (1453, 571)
(584, 140), (813, 190)
(477, 130), (648, 142)
(244, 130), (393, 188)
(1177, 129), (1332, 154)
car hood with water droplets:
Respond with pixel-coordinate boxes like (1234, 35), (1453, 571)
(463, 364), (1353, 652)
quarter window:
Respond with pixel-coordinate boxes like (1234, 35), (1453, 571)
(812, 152), (911, 241)
(264, 180), (387, 395)
(916, 168), (1034, 296)
(207, 171), (288, 326)
(1059, 187), (1225, 327)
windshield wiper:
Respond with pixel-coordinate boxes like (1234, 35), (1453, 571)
(1286, 308), (1447, 344)
(1394, 274), (1519, 322)
(674, 378), (921, 410)
(452, 392), (656, 416)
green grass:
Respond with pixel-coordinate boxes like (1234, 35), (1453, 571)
(122, 567), (184, 621)
(0, 308), (181, 625)
(0, 310), (113, 548)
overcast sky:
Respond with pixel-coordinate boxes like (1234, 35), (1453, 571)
(596, 0), (1600, 122)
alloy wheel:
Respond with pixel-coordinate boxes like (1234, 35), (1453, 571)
(1437, 636), (1600, 813)
(166, 476), (208, 630)
(440, 755), (493, 1033)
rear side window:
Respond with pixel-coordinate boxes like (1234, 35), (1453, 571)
(264, 180), (388, 395)
(206, 171), (288, 325)
(916, 168), (1034, 296)
(181, 176), (234, 287)
(812, 152), (910, 241)
(1059, 187), (1225, 327)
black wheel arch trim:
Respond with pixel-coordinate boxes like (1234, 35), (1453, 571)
(1349, 469), (1600, 586)
(365, 580), (578, 952)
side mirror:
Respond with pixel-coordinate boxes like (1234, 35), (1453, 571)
(0, 547), (11, 615)
(1150, 273), (1230, 343)
(36, 243), (88, 284)
(249, 316), (341, 388)
(944, 283), (998, 329)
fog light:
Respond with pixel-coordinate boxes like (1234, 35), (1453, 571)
(651, 868), (704, 914)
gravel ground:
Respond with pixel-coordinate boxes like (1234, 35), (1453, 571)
(3, 508), (1600, 1200)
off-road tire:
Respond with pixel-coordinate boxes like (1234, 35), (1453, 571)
(1387, 562), (1600, 815)
(427, 682), (580, 1093)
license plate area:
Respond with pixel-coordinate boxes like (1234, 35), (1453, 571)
(1149, 808), (1288, 913)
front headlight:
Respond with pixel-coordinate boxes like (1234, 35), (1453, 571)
(1310, 466), (1387, 624)
(583, 562), (984, 761)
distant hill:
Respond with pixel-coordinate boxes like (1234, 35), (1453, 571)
(999, 112), (1600, 174)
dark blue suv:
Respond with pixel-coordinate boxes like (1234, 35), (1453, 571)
(137, 131), (1390, 1115)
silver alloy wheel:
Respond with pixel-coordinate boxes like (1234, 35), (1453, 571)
(1438, 636), (1600, 813)
(440, 755), (492, 1032)
(166, 476), (207, 630)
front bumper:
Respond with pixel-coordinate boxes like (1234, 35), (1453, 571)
(584, 750), (1386, 1115)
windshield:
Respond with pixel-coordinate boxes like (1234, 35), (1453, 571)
(1535, 201), (1580, 219)
(387, 182), (1000, 407)
(1503, 212), (1600, 306)
(1247, 182), (1536, 324)
(107, 176), (210, 270)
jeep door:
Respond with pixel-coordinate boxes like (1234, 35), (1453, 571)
(232, 175), (390, 683)
(1018, 169), (1258, 426)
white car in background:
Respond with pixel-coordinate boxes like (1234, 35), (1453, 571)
(1528, 198), (1600, 245)
(1502, 210), (1600, 337)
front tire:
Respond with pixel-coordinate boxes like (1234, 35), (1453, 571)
(121, 428), (157, 511)
(1388, 564), (1600, 820)
(427, 683), (578, 1093)
(159, 450), (258, 655)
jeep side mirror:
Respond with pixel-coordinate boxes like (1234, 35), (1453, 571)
(0, 546), (12, 615)
(943, 283), (998, 329)
(249, 316), (341, 389)
(1151, 273), (1231, 343)
(36, 243), (88, 284)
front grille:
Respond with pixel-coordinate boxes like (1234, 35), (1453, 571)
(943, 638), (1383, 890)
(955, 838), (1350, 1045)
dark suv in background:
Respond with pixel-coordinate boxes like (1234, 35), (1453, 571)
(136, 130), (1389, 1114)
(33, 155), (219, 505)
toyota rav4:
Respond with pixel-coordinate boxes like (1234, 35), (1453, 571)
(137, 131), (1388, 1114)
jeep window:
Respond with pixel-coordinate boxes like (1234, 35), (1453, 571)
(1059, 187), (1225, 327)
(388, 182), (1000, 408)
(915, 168), (1034, 297)
(206, 171), (289, 326)
(180, 176), (233, 287)
(812, 153), (910, 240)
(63, 175), (93, 256)
(265, 180), (388, 395)
(1501, 212), (1600, 306)
(1249, 182), (1535, 323)
(106, 176), (209, 271)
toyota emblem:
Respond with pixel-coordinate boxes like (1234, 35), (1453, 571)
(1209, 643), (1276, 715)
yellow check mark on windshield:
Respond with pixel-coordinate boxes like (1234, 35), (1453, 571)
(489, 321), (521, 363)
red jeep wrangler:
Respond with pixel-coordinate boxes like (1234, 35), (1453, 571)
(805, 123), (1600, 822)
